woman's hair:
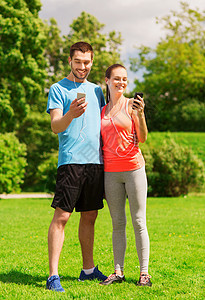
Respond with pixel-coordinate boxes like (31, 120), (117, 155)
(70, 41), (94, 60)
(105, 64), (126, 103)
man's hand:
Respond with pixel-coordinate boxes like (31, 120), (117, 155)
(50, 97), (88, 134)
(69, 97), (88, 119)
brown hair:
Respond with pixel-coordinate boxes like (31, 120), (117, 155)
(105, 64), (126, 103)
(70, 41), (94, 60)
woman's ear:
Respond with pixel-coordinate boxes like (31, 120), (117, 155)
(105, 77), (109, 84)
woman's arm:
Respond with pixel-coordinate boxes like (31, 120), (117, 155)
(128, 97), (148, 143)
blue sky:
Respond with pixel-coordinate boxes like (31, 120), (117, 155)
(39, 0), (205, 90)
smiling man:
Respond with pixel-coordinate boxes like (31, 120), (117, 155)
(46, 42), (107, 292)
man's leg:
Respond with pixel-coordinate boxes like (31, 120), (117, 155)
(48, 207), (72, 277)
(78, 210), (98, 269)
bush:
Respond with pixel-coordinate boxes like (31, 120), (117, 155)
(17, 111), (58, 190)
(36, 151), (58, 193)
(173, 100), (205, 131)
(0, 133), (27, 194)
(142, 138), (204, 197)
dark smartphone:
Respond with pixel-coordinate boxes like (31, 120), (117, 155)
(133, 92), (143, 110)
(134, 92), (143, 99)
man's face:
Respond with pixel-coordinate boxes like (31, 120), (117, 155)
(69, 51), (93, 82)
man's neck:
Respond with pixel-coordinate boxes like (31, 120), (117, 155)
(66, 73), (86, 83)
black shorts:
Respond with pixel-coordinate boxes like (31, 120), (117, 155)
(51, 164), (104, 213)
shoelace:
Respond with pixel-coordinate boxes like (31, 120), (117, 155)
(140, 274), (151, 284)
(49, 276), (62, 288)
(104, 273), (116, 282)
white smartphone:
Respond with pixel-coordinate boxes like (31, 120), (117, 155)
(77, 92), (86, 101)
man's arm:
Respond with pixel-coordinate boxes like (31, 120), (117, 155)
(50, 97), (88, 134)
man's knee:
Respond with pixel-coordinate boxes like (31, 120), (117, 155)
(80, 210), (98, 225)
(52, 207), (71, 228)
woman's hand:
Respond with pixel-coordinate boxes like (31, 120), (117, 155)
(128, 96), (148, 143)
(131, 95), (145, 117)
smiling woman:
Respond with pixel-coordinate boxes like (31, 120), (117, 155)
(100, 64), (151, 286)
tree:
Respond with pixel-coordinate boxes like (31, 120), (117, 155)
(130, 2), (205, 131)
(20, 11), (123, 191)
(45, 11), (123, 86)
(0, 0), (51, 192)
(0, 0), (48, 133)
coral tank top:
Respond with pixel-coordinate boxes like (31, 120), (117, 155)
(101, 99), (145, 172)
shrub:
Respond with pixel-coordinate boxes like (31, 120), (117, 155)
(141, 139), (204, 197)
(0, 133), (27, 194)
(36, 151), (58, 193)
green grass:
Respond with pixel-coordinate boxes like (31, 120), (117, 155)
(144, 132), (205, 164)
(0, 196), (204, 299)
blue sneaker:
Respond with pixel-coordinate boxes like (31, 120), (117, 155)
(78, 265), (107, 282)
(46, 275), (65, 292)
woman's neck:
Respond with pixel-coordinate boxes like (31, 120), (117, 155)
(109, 94), (124, 106)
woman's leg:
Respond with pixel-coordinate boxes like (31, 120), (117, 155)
(125, 166), (150, 274)
(104, 172), (127, 274)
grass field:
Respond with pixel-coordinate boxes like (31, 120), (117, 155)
(0, 196), (204, 299)
(144, 132), (205, 165)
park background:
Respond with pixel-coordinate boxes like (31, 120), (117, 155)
(0, 0), (204, 299)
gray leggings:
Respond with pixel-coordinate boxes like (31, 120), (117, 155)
(104, 166), (150, 273)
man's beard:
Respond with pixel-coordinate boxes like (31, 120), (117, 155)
(71, 66), (90, 81)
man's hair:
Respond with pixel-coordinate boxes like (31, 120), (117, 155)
(70, 41), (94, 60)
(105, 64), (126, 103)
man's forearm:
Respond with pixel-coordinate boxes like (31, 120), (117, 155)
(51, 111), (74, 134)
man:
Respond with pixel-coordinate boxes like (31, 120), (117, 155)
(46, 42), (107, 292)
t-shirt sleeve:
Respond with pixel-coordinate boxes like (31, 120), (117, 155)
(99, 86), (106, 108)
(47, 84), (64, 114)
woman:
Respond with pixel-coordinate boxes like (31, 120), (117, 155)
(100, 64), (152, 286)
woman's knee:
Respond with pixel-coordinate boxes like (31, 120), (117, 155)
(133, 216), (146, 230)
(112, 215), (127, 231)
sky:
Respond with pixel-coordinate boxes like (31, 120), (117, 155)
(39, 0), (205, 90)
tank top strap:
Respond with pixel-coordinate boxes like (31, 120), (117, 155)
(101, 104), (107, 118)
(124, 98), (132, 119)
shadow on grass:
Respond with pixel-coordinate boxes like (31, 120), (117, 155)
(0, 270), (77, 288)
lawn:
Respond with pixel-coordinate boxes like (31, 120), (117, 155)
(0, 196), (204, 299)
(144, 132), (205, 164)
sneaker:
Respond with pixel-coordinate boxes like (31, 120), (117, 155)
(100, 273), (125, 286)
(78, 265), (107, 282)
(137, 274), (152, 286)
(46, 275), (65, 292)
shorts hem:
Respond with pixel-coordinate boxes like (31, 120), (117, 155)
(75, 204), (104, 212)
(51, 204), (73, 213)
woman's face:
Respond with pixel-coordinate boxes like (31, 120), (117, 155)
(106, 67), (127, 95)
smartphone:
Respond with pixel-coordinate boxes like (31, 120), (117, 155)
(133, 92), (143, 110)
(134, 92), (143, 99)
(77, 92), (86, 105)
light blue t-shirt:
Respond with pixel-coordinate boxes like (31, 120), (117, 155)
(47, 78), (105, 167)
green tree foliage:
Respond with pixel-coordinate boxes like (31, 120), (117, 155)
(130, 2), (205, 131)
(33, 11), (123, 192)
(17, 11), (123, 191)
(45, 11), (123, 86)
(0, 0), (51, 192)
(0, 0), (48, 133)
(0, 133), (27, 193)
(17, 112), (58, 190)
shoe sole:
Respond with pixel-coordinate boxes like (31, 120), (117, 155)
(100, 279), (125, 286)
